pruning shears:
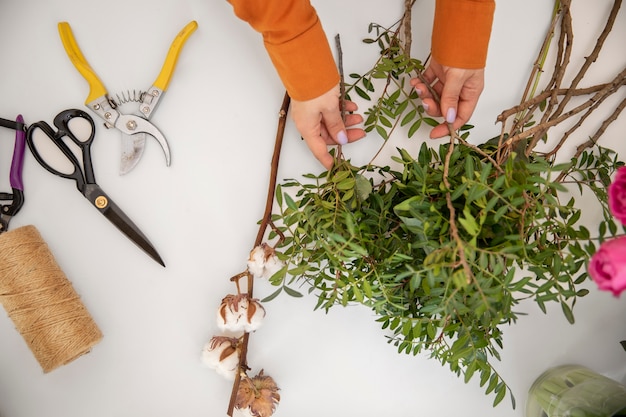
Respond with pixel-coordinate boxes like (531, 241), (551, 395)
(58, 20), (197, 174)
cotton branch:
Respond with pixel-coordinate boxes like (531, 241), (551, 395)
(226, 92), (291, 417)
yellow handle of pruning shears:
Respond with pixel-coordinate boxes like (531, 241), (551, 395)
(153, 20), (198, 91)
(58, 22), (108, 104)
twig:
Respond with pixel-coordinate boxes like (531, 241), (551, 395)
(503, 68), (626, 150)
(253, 93), (291, 249)
(545, 80), (624, 159)
(402, 0), (415, 57)
(575, 95), (626, 156)
(442, 137), (474, 284)
(525, 0), (622, 151)
(551, 0), (622, 118)
(508, 0), (566, 138)
(554, 95), (626, 183)
(497, 84), (608, 123)
(335, 34), (346, 162)
(226, 91), (291, 416)
(335, 34), (346, 122)
(521, 0), (573, 148)
(516, 0), (563, 110)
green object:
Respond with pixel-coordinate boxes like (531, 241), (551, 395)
(526, 365), (626, 417)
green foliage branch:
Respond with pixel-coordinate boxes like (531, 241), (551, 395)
(265, 0), (625, 408)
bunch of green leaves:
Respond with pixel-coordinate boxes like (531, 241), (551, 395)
(565, 147), (625, 246)
(263, 0), (625, 409)
(345, 22), (437, 140)
(267, 139), (619, 407)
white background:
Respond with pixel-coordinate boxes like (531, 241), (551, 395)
(0, 1), (625, 416)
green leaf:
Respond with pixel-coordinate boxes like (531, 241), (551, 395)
(459, 207), (480, 235)
(465, 156), (475, 179)
(464, 360), (478, 383)
(561, 302), (575, 324)
(408, 120), (421, 137)
(493, 384), (506, 406)
(479, 367), (491, 387)
(452, 269), (468, 289)
(423, 117), (439, 127)
(276, 184), (283, 207)
(376, 125), (389, 140)
(336, 178), (356, 190)
(284, 193), (298, 211)
(450, 182), (469, 201)
(401, 109), (417, 126)
(492, 175), (506, 191)
(486, 374), (499, 394)
(379, 115), (392, 128)
(355, 174), (373, 201)
(283, 285), (303, 298)
(494, 205), (509, 222)
(388, 89), (401, 103)
(355, 86), (371, 100)
(363, 78), (375, 92)
(362, 279), (373, 298)
(261, 287), (283, 302)
(352, 285), (364, 303)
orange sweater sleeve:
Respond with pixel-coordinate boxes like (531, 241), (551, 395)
(227, 0), (340, 101)
(431, 0), (495, 69)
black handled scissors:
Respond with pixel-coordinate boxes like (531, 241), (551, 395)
(25, 109), (165, 266)
(0, 114), (26, 233)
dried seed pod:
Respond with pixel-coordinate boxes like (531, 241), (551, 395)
(235, 370), (280, 417)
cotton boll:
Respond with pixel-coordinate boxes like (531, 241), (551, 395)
(262, 254), (283, 280)
(201, 336), (240, 380)
(217, 294), (247, 332)
(217, 294), (266, 333)
(243, 298), (266, 332)
(247, 246), (267, 278)
(247, 243), (284, 279)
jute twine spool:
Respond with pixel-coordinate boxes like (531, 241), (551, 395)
(0, 225), (102, 373)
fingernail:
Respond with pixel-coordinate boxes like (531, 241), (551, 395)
(415, 88), (423, 97)
(337, 130), (348, 145)
(446, 108), (456, 124)
(422, 102), (429, 112)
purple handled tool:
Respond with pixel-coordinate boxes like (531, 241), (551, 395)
(0, 114), (26, 233)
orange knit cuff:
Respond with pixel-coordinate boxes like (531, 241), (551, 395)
(263, 19), (340, 101)
(431, 0), (495, 69)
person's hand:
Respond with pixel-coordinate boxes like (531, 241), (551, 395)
(410, 58), (485, 139)
(290, 85), (365, 170)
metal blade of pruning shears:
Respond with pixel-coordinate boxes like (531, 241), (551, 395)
(119, 21), (197, 175)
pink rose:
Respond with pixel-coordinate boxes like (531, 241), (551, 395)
(608, 166), (626, 225)
(588, 236), (626, 296)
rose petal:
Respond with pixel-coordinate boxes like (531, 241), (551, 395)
(608, 167), (626, 225)
(588, 236), (626, 297)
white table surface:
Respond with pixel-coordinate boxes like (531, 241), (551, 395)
(1, 1), (625, 416)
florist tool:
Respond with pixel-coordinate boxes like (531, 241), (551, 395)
(0, 115), (26, 233)
(25, 109), (165, 266)
(58, 20), (198, 174)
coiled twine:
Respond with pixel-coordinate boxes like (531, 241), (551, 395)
(0, 225), (102, 373)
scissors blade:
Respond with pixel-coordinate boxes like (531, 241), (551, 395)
(84, 184), (165, 267)
(120, 132), (146, 175)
